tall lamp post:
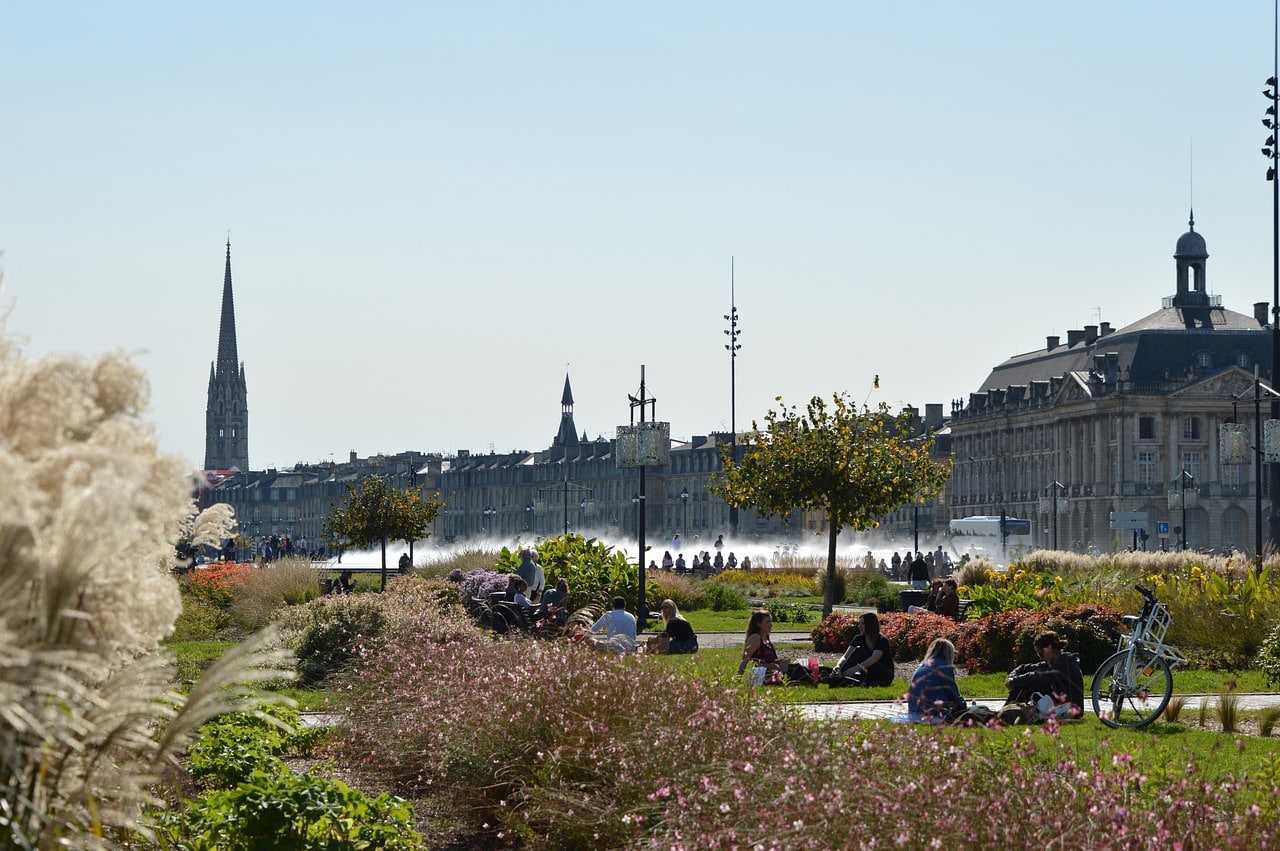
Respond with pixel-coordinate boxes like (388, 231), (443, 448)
(618, 366), (669, 630)
(524, 503), (533, 532)
(1050, 480), (1066, 551)
(679, 486), (689, 536)
(483, 505), (496, 537)
(724, 258), (742, 538)
(1177, 470), (1194, 551)
(1264, 21), (1280, 551)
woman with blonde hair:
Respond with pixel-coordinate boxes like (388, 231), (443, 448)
(906, 638), (966, 722)
(647, 599), (699, 654)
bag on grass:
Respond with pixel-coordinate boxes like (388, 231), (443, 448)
(785, 657), (821, 685)
(950, 704), (997, 726)
(997, 702), (1042, 726)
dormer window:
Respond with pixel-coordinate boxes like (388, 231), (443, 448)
(1195, 351), (1212, 369)
(1237, 352), (1252, 368)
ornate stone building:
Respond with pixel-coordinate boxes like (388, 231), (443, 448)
(948, 215), (1272, 553)
(204, 242), (249, 472)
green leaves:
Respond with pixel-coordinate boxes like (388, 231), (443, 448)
(325, 476), (442, 550)
(714, 393), (950, 534)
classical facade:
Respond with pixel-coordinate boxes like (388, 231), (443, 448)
(204, 242), (249, 472)
(948, 215), (1272, 554)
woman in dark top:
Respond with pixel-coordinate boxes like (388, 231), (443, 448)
(737, 610), (785, 677)
(655, 599), (699, 654)
(825, 612), (894, 687)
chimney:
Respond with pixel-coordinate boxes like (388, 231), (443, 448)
(925, 403), (943, 429)
(1067, 329), (1085, 346)
(1046, 335), (1060, 351)
(1100, 321), (1112, 336)
(1084, 325), (1099, 344)
(1256, 302), (1270, 326)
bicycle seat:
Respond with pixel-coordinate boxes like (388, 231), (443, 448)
(1121, 615), (1140, 629)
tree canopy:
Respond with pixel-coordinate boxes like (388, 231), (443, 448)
(326, 476), (443, 590)
(714, 393), (951, 616)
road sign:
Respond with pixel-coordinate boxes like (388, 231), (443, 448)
(1109, 511), (1149, 530)
(1157, 521), (1171, 538)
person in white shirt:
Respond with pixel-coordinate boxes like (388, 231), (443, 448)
(583, 596), (637, 654)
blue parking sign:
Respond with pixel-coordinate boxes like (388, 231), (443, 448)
(1157, 521), (1170, 537)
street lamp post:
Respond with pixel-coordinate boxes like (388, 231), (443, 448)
(483, 505), (496, 537)
(1051, 480), (1066, 551)
(679, 487), (689, 536)
(1264, 24), (1280, 552)
(1178, 470), (1194, 551)
(724, 259), (742, 538)
(524, 503), (533, 532)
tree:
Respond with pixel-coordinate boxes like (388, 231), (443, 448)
(714, 393), (951, 617)
(326, 476), (443, 591)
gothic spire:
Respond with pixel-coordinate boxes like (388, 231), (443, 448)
(215, 240), (239, 375)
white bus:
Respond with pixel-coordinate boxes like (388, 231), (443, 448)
(948, 515), (1033, 564)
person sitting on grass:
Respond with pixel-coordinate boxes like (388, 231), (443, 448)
(1005, 630), (1085, 715)
(737, 610), (786, 681)
(823, 612), (894, 687)
(906, 638), (966, 723)
(647, 599), (699, 654)
(579, 596), (636, 654)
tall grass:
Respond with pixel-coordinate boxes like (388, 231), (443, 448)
(228, 557), (322, 631)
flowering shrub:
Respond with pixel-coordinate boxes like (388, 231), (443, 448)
(325, 599), (1280, 850)
(812, 604), (1124, 670)
(185, 561), (255, 609)
(881, 611), (964, 660)
(954, 603), (1124, 673)
(456, 569), (510, 604)
(962, 566), (1063, 618)
(1142, 565), (1280, 666)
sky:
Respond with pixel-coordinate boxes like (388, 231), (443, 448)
(3, 3), (1279, 472)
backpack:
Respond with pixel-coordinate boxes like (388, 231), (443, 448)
(996, 702), (1042, 726)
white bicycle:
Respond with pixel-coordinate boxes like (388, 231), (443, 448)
(1091, 585), (1187, 728)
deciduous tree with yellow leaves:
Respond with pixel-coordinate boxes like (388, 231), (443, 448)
(715, 393), (951, 616)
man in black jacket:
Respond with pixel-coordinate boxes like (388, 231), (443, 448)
(1005, 631), (1085, 713)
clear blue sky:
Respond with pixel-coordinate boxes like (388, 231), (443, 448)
(2, 3), (1276, 471)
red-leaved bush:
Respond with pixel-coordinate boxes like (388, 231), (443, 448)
(813, 604), (1125, 672)
(184, 561), (254, 609)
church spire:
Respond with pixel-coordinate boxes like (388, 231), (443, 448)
(554, 373), (580, 448)
(205, 240), (249, 471)
(215, 240), (239, 374)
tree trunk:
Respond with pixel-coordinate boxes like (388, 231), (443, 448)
(380, 537), (388, 592)
(823, 515), (839, 618)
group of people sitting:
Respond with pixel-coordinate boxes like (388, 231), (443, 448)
(652, 550), (750, 576)
(906, 578), (961, 619)
(736, 607), (1085, 723)
(574, 596), (699, 655)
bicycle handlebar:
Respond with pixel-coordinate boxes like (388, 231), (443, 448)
(1134, 584), (1158, 603)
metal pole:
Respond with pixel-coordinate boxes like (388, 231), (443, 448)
(1258, 367), (1265, 561)
(1181, 471), (1189, 551)
(1052, 483), (1058, 551)
(912, 503), (919, 554)
(724, 259), (741, 538)
(1268, 7), (1280, 553)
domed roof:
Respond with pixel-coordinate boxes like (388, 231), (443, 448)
(1174, 211), (1208, 259)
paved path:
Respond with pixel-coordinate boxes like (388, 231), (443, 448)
(797, 693), (1280, 721)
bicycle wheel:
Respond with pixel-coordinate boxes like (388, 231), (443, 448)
(1091, 649), (1173, 728)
